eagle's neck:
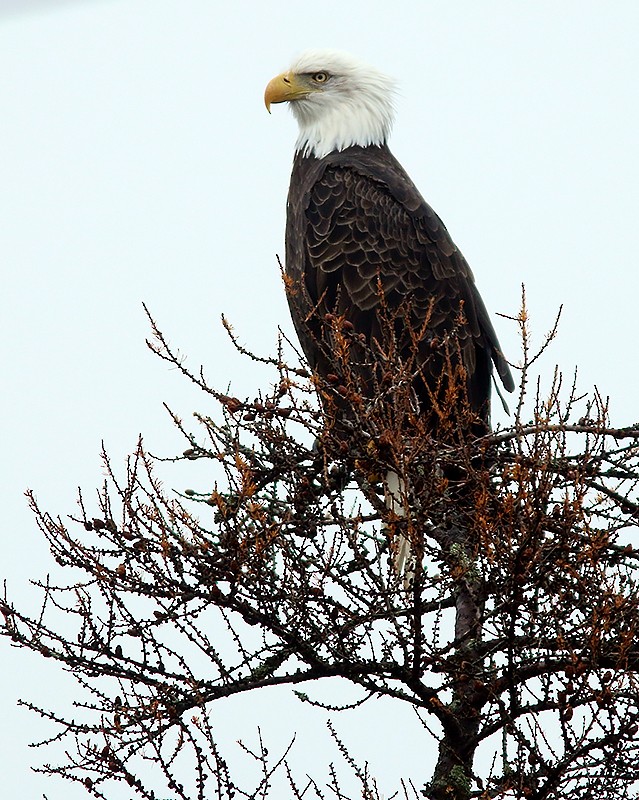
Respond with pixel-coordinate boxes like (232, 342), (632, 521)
(291, 85), (394, 159)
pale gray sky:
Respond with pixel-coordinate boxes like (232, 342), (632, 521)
(1, 1), (638, 797)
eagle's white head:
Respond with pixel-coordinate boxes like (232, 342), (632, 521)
(265, 50), (397, 159)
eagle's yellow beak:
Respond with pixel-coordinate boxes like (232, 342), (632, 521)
(264, 72), (308, 113)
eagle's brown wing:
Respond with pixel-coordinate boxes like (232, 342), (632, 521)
(285, 145), (513, 426)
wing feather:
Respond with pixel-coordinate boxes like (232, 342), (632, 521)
(285, 145), (514, 424)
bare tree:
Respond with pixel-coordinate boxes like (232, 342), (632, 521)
(3, 295), (639, 800)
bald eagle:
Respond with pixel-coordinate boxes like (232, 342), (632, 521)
(265, 52), (514, 578)
(265, 51), (513, 438)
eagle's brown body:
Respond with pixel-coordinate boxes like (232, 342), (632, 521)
(285, 143), (514, 431)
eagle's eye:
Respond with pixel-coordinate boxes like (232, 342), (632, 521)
(312, 72), (329, 84)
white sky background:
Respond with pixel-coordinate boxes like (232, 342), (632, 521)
(1, 0), (638, 797)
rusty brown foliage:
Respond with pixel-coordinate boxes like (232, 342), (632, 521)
(3, 294), (639, 800)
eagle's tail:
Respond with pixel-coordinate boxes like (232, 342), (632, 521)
(384, 470), (416, 590)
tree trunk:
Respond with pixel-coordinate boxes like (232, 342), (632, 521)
(427, 520), (484, 800)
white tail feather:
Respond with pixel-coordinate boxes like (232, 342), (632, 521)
(384, 470), (415, 589)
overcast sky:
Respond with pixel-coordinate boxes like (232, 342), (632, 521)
(2, 1), (639, 797)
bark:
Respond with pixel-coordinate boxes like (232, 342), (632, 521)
(427, 520), (485, 800)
